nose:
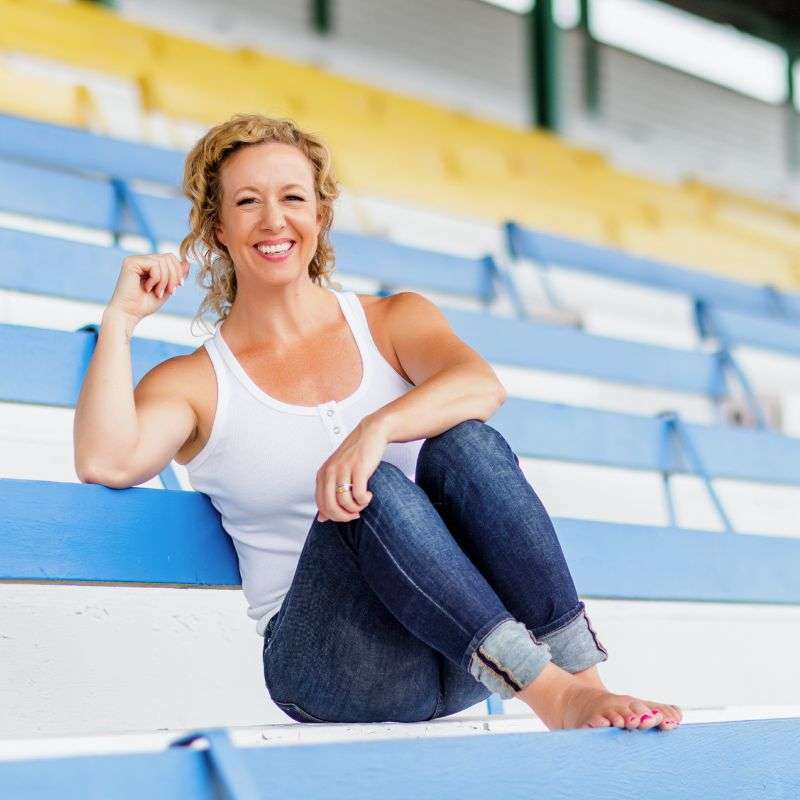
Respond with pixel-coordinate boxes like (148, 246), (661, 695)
(258, 198), (286, 232)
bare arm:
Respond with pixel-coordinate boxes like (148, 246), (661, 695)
(364, 291), (507, 443)
(73, 253), (194, 487)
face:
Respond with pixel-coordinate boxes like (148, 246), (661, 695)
(215, 142), (323, 285)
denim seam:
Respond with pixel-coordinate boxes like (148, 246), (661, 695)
(274, 699), (330, 724)
(472, 648), (524, 694)
(468, 618), (552, 699)
(359, 513), (473, 638)
(582, 610), (609, 658)
(462, 612), (515, 672)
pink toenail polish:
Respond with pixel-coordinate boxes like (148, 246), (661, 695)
(640, 715), (652, 721)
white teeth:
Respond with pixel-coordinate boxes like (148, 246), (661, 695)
(257, 242), (293, 254)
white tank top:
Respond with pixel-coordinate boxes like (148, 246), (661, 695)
(184, 289), (425, 635)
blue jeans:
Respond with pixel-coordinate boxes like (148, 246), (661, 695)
(262, 419), (608, 723)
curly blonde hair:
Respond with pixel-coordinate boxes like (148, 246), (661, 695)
(180, 113), (341, 334)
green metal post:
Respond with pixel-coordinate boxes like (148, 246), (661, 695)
(786, 49), (799, 174)
(312, 0), (332, 35)
(528, 0), (560, 131)
(579, 0), (599, 116)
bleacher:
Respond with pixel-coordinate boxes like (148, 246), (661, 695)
(2, 1), (800, 796)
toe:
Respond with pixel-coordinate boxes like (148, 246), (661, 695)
(637, 713), (656, 729)
(588, 716), (610, 728)
(608, 712), (627, 728)
(625, 712), (641, 730)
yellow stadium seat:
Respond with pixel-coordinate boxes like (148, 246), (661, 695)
(3, 0), (799, 290)
(0, 63), (93, 127)
(0, 0), (153, 79)
(618, 219), (798, 288)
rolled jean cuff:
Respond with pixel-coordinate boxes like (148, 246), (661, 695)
(538, 608), (609, 674)
(468, 618), (552, 700)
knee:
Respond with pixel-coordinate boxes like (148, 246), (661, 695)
(365, 460), (419, 512)
(419, 419), (516, 466)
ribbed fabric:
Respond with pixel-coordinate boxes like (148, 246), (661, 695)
(184, 289), (425, 635)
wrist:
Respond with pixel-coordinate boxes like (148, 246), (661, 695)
(362, 410), (394, 443)
(101, 306), (139, 340)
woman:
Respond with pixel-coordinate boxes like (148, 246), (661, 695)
(74, 113), (682, 731)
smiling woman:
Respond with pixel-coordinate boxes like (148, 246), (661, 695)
(179, 114), (341, 335)
(75, 112), (680, 733)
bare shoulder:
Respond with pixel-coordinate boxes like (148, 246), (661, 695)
(354, 290), (432, 321)
(135, 344), (213, 401)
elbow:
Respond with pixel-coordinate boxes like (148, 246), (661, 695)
(478, 381), (507, 422)
(490, 378), (508, 411)
(76, 461), (132, 489)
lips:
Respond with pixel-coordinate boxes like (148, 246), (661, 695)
(253, 241), (296, 262)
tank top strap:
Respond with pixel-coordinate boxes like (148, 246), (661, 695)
(183, 331), (232, 471)
(337, 290), (377, 360)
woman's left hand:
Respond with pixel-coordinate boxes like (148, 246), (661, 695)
(315, 417), (388, 522)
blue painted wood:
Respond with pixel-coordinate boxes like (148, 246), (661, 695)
(0, 479), (240, 585)
(0, 228), (203, 315)
(711, 307), (800, 356)
(0, 112), (185, 186)
(0, 158), (190, 242)
(0, 717), (798, 799)
(3, 478), (800, 604)
(331, 230), (496, 301)
(442, 307), (718, 395)
(506, 221), (800, 321)
(0, 159), (116, 230)
(0, 227), (726, 397)
(0, 323), (191, 406)
(169, 729), (260, 800)
(492, 397), (800, 485)
(4, 322), (800, 484)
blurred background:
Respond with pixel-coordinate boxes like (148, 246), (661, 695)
(3, 0), (800, 742)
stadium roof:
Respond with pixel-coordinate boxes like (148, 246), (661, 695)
(664, 0), (800, 46)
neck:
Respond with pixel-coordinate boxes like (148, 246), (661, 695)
(221, 276), (339, 351)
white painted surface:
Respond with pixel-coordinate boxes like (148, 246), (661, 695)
(2, 585), (800, 738)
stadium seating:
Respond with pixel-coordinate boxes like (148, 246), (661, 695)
(2, 3), (800, 794)
(1, 1), (799, 285)
(0, 227), (767, 425)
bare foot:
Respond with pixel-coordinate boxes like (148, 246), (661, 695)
(517, 662), (682, 732)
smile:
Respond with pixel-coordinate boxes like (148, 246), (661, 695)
(253, 241), (295, 262)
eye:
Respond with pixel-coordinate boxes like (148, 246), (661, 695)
(286, 195), (305, 201)
(236, 197), (257, 206)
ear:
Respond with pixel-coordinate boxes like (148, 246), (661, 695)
(216, 223), (227, 247)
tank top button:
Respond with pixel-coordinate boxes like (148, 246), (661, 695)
(326, 409), (334, 416)
(333, 427), (341, 434)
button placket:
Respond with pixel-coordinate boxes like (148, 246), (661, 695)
(319, 401), (346, 446)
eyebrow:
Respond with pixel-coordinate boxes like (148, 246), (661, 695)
(234, 183), (309, 194)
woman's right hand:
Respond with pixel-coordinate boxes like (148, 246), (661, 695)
(106, 253), (191, 325)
